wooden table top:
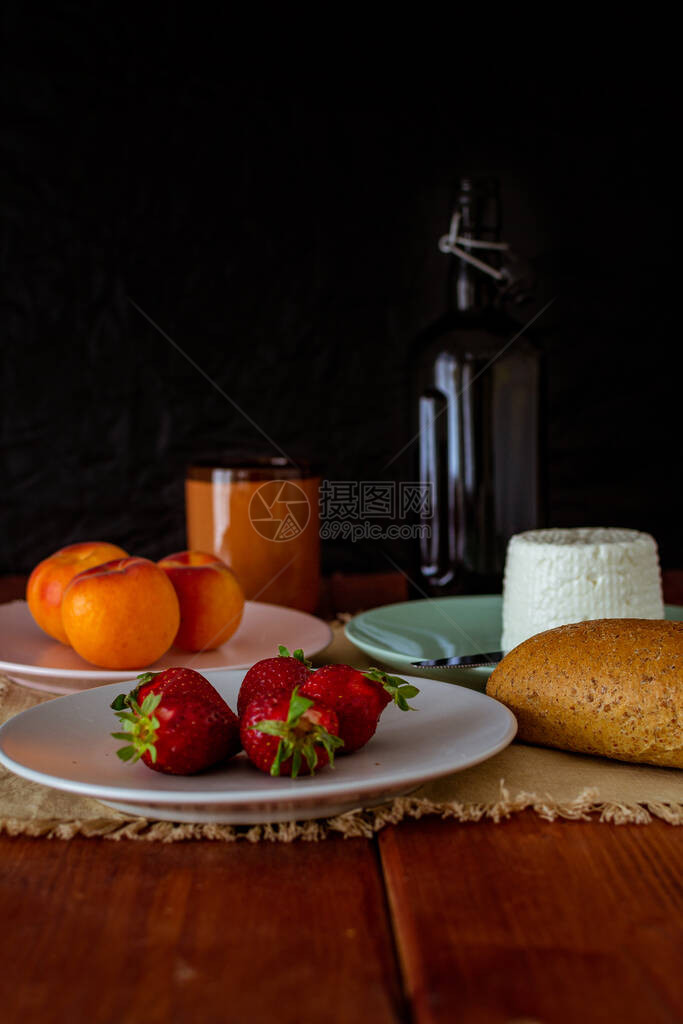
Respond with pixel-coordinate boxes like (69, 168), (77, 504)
(1, 575), (681, 1024)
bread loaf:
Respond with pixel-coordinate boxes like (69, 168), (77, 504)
(486, 619), (682, 768)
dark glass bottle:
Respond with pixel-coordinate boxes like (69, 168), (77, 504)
(412, 178), (543, 595)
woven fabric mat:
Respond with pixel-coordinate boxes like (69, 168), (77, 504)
(1, 622), (681, 841)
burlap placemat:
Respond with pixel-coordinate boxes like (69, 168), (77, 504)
(1, 622), (681, 841)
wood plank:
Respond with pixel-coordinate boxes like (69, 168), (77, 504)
(379, 813), (683, 1024)
(0, 834), (406, 1024)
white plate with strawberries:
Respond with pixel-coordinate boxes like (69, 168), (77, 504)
(0, 662), (516, 824)
(0, 600), (333, 693)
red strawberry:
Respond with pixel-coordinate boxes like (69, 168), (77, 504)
(111, 688), (241, 775)
(237, 645), (312, 718)
(300, 665), (419, 753)
(115, 667), (232, 713)
(241, 687), (343, 778)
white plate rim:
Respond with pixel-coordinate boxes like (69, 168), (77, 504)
(0, 600), (333, 680)
(0, 673), (517, 806)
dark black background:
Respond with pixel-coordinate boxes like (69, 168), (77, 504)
(2, 11), (679, 575)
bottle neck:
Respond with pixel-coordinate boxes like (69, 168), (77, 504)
(448, 257), (497, 313)
(446, 177), (502, 314)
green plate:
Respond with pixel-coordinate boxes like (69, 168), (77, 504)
(345, 596), (683, 691)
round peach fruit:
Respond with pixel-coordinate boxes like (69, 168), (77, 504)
(61, 557), (180, 669)
(158, 550), (245, 652)
(26, 541), (129, 644)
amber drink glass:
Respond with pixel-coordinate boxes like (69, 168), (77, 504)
(185, 457), (320, 613)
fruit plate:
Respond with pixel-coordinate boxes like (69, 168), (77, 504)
(345, 595), (683, 690)
(0, 600), (333, 694)
(0, 670), (517, 824)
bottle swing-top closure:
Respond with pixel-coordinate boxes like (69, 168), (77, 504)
(438, 211), (509, 281)
(438, 211), (533, 301)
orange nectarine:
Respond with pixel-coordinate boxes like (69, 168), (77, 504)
(26, 541), (128, 644)
(62, 557), (180, 669)
(158, 550), (245, 652)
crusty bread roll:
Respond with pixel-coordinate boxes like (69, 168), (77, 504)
(486, 619), (682, 768)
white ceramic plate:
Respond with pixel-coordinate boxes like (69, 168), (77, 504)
(0, 670), (516, 824)
(0, 600), (332, 694)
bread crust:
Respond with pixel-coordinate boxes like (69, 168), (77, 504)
(486, 619), (682, 768)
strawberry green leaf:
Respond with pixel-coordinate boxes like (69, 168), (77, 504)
(400, 685), (420, 698)
(254, 698), (343, 778)
(286, 688), (314, 726)
(292, 648), (312, 667)
(118, 671), (160, 709)
(363, 668), (419, 710)
(301, 740), (318, 776)
(116, 745), (137, 761)
(114, 711), (138, 725)
(271, 737), (292, 777)
(111, 673), (157, 712)
(140, 692), (162, 715)
(316, 726), (344, 768)
(251, 720), (290, 738)
(135, 672), (157, 686)
(111, 693), (159, 766)
(277, 644), (311, 667)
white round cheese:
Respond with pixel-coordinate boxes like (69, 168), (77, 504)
(501, 527), (664, 652)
